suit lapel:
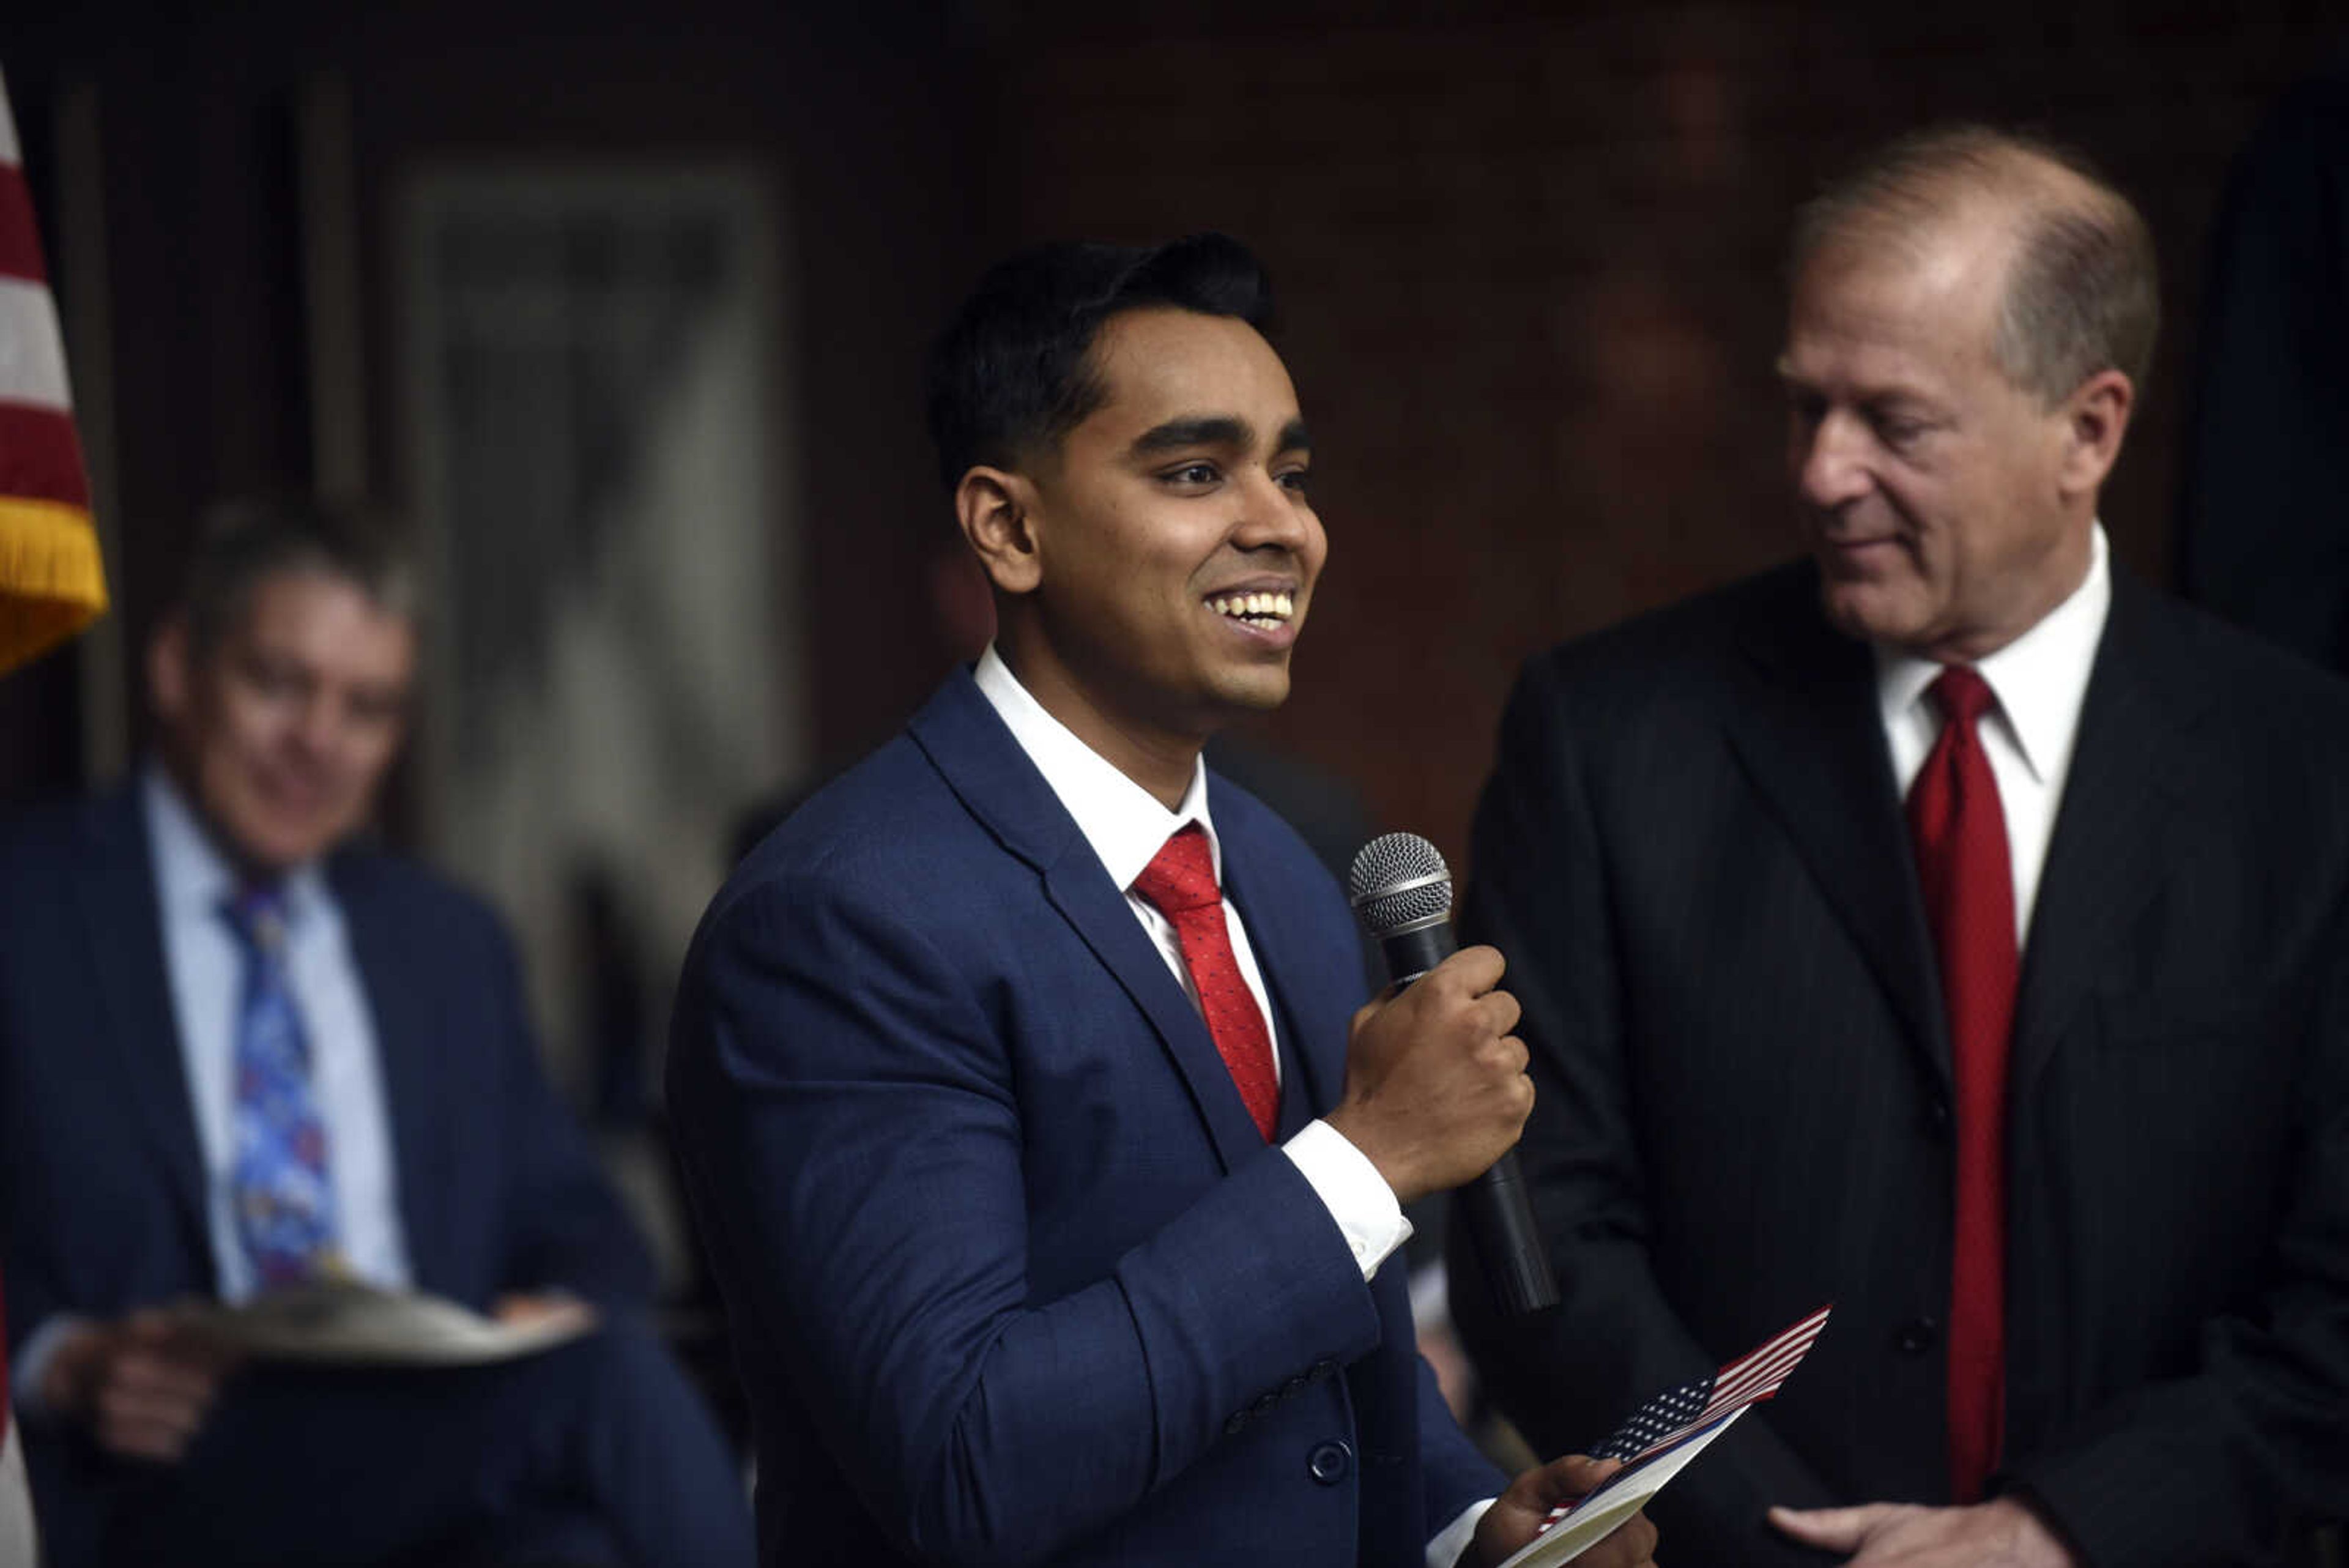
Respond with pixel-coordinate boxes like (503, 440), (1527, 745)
(75, 789), (212, 1258)
(1722, 581), (1950, 1087)
(332, 854), (452, 1285)
(911, 672), (1272, 1173)
(2008, 578), (2198, 1100)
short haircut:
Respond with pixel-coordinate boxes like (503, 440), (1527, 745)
(926, 232), (1276, 490)
(179, 494), (418, 659)
(1791, 124), (2160, 406)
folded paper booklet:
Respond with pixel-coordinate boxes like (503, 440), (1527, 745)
(1500, 1304), (1834, 1568)
(176, 1280), (597, 1367)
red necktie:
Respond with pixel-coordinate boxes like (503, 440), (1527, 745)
(1134, 824), (1280, 1140)
(1906, 665), (2017, 1503)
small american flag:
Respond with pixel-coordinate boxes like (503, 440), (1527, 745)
(1529, 1303), (1835, 1540)
(1595, 1303), (1833, 1466)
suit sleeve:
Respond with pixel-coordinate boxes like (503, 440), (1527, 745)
(667, 869), (1387, 1568)
(478, 913), (657, 1307)
(1450, 660), (1840, 1566)
(1416, 1350), (1503, 1555)
(2005, 893), (2349, 1567)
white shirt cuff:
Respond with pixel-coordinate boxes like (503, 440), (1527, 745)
(1283, 1117), (1412, 1279)
(1430, 1497), (1499, 1568)
(10, 1313), (89, 1425)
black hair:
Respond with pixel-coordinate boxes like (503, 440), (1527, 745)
(924, 232), (1275, 490)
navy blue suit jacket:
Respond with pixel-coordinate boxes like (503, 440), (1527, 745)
(0, 785), (655, 1559)
(668, 671), (1500, 1568)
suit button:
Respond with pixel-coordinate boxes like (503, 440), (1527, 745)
(1896, 1317), (1940, 1355)
(1307, 1440), (1354, 1485)
(1924, 1097), (1952, 1136)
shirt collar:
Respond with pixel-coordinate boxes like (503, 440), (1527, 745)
(971, 645), (1220, 893)
(141, 761), (332, 931)
(1876, 521), (2112, 783)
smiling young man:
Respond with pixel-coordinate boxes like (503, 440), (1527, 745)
(1451, 128), (2349, 1567)
(667, 236), (1658, 1568)
(0, 498), (751, 1567)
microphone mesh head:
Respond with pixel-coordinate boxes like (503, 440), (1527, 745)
(1346, 831), (1453, 936)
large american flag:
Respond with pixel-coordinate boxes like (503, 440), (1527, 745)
(0, 62), (106, 675)
(1593, 1302), (1835, 1468)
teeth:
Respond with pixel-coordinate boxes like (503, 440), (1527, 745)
(1208, 592), (1296, 622)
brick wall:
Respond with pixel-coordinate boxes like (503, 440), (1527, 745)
(969, 0), (2345, 871)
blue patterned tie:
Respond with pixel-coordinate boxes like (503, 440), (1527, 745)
(222, 885), (341, 1288)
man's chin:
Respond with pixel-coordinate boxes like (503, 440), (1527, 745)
(219, 810), (353, 877)
(1210, 666), (1293, 717)
(1817, 581), (1924, 650)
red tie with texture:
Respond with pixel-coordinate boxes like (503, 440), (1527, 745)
(1134, 823), (1280, 1140)
(1906, 664), (2017, 1503)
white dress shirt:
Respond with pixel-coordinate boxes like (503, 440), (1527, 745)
(973, 650), (1492, 1566)
(1877, 524), (2112, 944)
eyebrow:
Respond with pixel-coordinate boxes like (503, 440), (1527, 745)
(1127, 415), (1313, 457)
(1130, 416), (1250, 455)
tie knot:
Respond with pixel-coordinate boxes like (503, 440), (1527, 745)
(1929, 665), (1997, 730)
(1134, 823), (1220, 916)
(221, 885), (292, 956)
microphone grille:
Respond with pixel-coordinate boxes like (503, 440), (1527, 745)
(1346, 831), (1454, 936)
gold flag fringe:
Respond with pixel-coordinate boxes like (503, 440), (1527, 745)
(0, 495), (108, 675)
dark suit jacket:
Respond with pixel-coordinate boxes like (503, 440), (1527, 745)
(0, 785), (655, 1559)
(667, 671), (1498, 1568)
(1452, 561), (2349, 1567)
(2179, 59), (2349, 669)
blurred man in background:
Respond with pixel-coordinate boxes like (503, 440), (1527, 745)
(0, 497), (751, 1567)
(1455, 126), (2349, 1567)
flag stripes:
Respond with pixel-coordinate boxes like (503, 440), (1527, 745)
(0, 404), (89, 503)
(0, 62), (107, 672)
(0, 276), (74, 410)
(1597, 1303), (1833, 1467)
(0, 165), (45, 281)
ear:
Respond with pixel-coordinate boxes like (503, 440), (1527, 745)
(2056, 368), (2134, 500)
(954, 466), (1044, 596)
(147, 614), (193, 726)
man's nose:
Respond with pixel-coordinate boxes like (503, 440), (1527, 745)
(1231, 469), (1312, 551)
(292, 696), (341, 758)
(1794, 412), (1872, 510)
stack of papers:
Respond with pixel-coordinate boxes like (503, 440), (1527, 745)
(177, 1282), (596, 1367)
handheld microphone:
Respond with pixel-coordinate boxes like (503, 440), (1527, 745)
(1347, 832), (1560, 1316)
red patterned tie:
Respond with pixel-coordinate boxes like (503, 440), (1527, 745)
(1134, 824), (1280, 1140)
(1906, 665), (2017, 1503)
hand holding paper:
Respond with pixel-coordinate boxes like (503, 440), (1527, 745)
(1466, 1455), (1656, 1568)
(1497, 1304), (1835, 1567)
